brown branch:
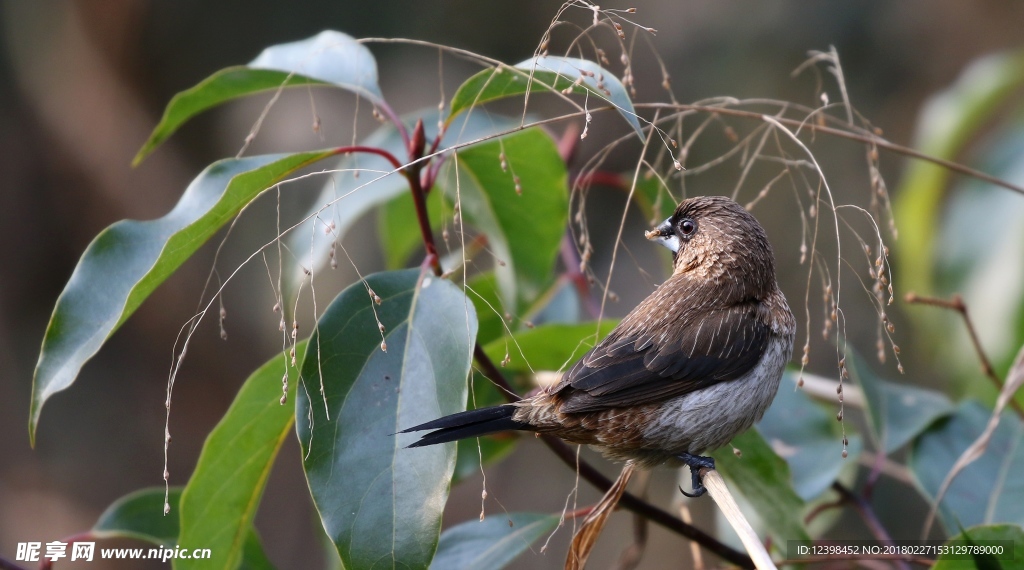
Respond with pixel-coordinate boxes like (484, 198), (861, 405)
(404, 119), (441, 276)
(904, 292), (1024, 418)
(831, 482), (910, 570)
(472, 345), (754, 569)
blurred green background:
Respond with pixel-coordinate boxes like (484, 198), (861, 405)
(3, 1), (1024, 568)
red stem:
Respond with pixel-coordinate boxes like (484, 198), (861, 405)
(331, 145), (405, 171)
(574, 170), (629, 191)
(405, 119), (441, 276)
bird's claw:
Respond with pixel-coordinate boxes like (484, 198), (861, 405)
(677, 452), (715, 498)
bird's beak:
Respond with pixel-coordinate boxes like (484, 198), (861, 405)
(645, 218), (680, 253)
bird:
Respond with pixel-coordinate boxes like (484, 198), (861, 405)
(401, 195), (796, 496)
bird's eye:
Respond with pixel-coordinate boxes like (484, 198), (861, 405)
(679, 218), (697, 237)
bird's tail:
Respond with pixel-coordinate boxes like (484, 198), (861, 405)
(400, 405), (531, 448)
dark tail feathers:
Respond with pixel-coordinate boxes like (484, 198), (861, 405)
(400, 405), (530, 448)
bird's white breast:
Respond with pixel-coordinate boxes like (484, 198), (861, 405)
(641, 333), (794, 457)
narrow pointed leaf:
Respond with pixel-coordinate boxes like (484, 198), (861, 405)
(297, 269), (477, 569)
(482, 321), (618, 374)
(439, 127), (568, 310)
(94, 488), (184, 545)
(711, 429), (810, 544)
(378, 187), (446, 269)
(910, 401), (1024, 532)
(135, 31), (382, 164)
(93, 488), (274, 569)
(429, 513), (559, 570)
(449, 56), (644, 140)
(177, 342), (306, 569)
(30, 149), (340, 443)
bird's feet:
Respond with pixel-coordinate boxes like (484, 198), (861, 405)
(677, 452), (715, 498)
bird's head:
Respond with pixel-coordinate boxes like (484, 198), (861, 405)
(645, 195), (775, 290)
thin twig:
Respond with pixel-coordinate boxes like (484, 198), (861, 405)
(701, 468), (776, 570)
(832, 482), (910, 570)
(905, 292), (1024, 418)
(637, 103), (1024, 197)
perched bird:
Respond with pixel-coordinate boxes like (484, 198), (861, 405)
(402, 195), (796, 496)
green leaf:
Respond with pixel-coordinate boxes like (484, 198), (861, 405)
(466, 273), (507, 347)
(757, 372), (862, 501)
(297, 269), (477, 569)
(135, 30), (382, 164)
(429, 513), (559, 570)
(910, 401), (1024, 533)
(379, 187), (447, 269)
(177, 342), (306, 570)
(440, 127), (569, 311)
(934, 524), (1024, 570)
(449, 56), (644, 140)
(846, 351), (955, 454)
(93, 487), (274, 569)
(482, 321), (618, 374)
(94, 487), (183, 545)
(30, 149), (339, 444)
(711, 429), (811, 544)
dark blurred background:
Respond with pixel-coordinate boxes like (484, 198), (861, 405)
(3, 1), (1024, 568)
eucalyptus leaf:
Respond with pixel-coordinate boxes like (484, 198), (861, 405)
(846, 351), (954, 454)
(466, 272), (508, 347)
(30, 150), (340, 444)
(910, 400), (1024, 533)
(378, 185), (447, 270)
(449, 56), (644, 140)
(177, 343), (305, 569)
(440, 127), (569, 311)
(297, 269), (477, 569)
(711, 429), (811, 544)
(93, 487), (273, 569)
(430, 513), (559, 570)
(94, 488), (184, 546)
(135, 30), (382, 164)
(482, 321), (618, 375)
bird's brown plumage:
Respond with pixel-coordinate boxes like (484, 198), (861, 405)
(404, 195), (795, 470)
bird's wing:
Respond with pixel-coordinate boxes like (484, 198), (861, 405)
(553, 276), (771, 413)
